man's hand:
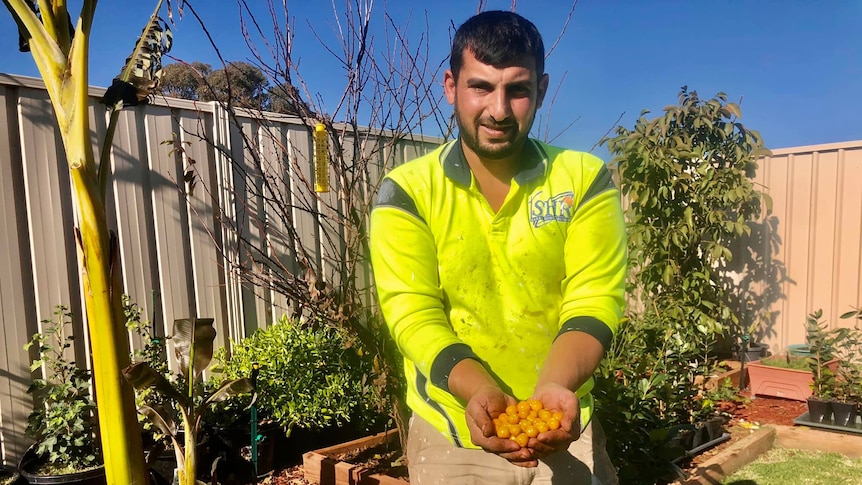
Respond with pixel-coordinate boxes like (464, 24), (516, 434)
(526, 382), (580, 458)
(464, 385), (539, 467)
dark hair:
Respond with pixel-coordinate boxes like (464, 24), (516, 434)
(450, 10), (545, 79)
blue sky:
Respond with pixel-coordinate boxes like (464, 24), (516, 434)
(1, 1), (859, 161)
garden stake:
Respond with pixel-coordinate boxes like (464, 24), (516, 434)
(740, 334), (750, 390)
(251, 362), (260, 476)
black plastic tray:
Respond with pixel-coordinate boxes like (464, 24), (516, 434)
(793, 412), (862, 435)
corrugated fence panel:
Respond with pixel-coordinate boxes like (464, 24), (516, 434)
(757, 142), (862, 353)
(287, 126), (320, 283)
(0, 84), (35, 463)
(112, 107), (161, 345)
(179, 109), (231, 350)
(17, 89), (88, 365)
(211, 104), (244, 343)
(232, 115), (270, 334)
(146, 105), (193, 340)
(835, 148), (862, 318)
(256, 119), (297, 324)
(0, 73), (440, 462)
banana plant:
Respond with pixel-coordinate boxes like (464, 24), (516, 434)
(2, 1), (171, 483)
(123, 318), (255, 485)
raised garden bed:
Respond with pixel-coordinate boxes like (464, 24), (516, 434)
(675, 423), (862, 484)
(302, 429), (406, 485)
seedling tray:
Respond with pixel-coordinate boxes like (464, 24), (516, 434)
(793, 412), (862, 435)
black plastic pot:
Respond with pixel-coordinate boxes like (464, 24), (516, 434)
(832, 401), (857, 427)
(1, 465), (24, 485)
(740, 343), (767, 363)
(806, 397), (833, 424)
(18, 447), (106, 485)
(204, 422), (283, 480)
(703, 416), (726, 441)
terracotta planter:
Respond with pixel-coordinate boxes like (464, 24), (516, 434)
(746, 357), (839, 401)
(302, 429), (407, 485)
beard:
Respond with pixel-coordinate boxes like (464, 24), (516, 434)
(455, 107), (534, 161)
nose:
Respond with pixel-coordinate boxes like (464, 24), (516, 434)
(487, 89), (512, 122)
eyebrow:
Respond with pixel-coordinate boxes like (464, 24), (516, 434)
(464, 77), (533, 89)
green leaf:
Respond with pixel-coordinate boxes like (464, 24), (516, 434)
(100, 0), (173, 108)
(203, 378), (254, 407)
(172, 318), (217, 384)
(122, 362), (185, 403)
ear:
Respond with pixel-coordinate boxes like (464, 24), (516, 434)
(444, 69), (457, 105)
(536, 73), (550, 110)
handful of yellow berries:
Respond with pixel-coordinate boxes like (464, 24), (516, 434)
(493, 400), (563, 448)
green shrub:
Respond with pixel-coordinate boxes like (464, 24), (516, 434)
(598, 87), (769, 484)
(25, 305), (101, 473)
(594, 314), (716, 484)
(212, 315), (386, 433)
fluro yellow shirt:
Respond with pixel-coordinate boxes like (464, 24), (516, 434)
(370, 139), (626, 448)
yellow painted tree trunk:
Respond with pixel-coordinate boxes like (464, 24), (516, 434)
(4, 1), (148, 483)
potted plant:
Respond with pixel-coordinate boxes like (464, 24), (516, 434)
(746, 310), (841, 402)
(0, 464), (22, 485)
(122, 318), (254, 485)
(209, 315), (389, 475)
(806, 309), (855, 423)
(19, 305), (106, 484)
(832, 307), (862, 426)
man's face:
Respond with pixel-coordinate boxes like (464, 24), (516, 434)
(444, 49), (549, 162)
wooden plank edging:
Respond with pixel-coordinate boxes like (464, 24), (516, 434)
(302, 429), (402, 485)
(674, 426), (776, 485)
(774, 424), (862, 458)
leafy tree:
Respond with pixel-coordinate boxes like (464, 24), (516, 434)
(595, 87), (772, 483)
(200, 60), (268, 108)
(158, 60), (280, 111)
(604, 86), (770, 341)
(268, 81), (312, 116)
(159, 60), (212, 99)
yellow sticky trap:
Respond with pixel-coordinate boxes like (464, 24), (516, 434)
(314, 123), (330, 193)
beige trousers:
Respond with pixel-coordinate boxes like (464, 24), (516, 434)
(406, 413), (619, 485)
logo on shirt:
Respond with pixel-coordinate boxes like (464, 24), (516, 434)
(529, 191), (575, 227)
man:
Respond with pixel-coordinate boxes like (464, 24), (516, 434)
(370, 10), (625, 484)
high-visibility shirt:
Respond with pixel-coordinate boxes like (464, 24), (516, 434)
(370, 138), (626, 448)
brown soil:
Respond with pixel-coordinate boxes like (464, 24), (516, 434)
(262, 392), (808, 485)
(682, 391), (807, 470)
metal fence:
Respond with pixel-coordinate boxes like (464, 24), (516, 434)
(0, 73), (438, 462)
(2, 71), (861, 463)
(753, 141), (862, 352)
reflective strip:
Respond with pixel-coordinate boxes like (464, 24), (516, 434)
(557, 316), (614, 351)
(374, 178), (424, 222)
(415, 365), (463, 447)
(430, 343), (480, 393)
(578, 164), (615, 210)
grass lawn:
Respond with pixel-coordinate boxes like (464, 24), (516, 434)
(723, 447), (862, 484)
